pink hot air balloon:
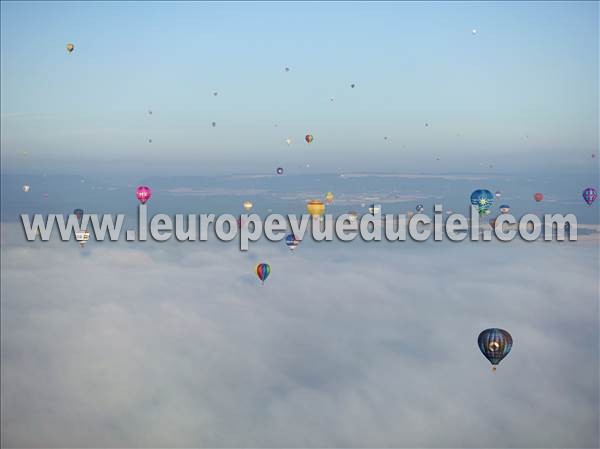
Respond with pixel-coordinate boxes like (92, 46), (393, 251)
(136, 186), (152, 204)
(534, 192), (543, 202)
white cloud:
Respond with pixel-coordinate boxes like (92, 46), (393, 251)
(1, 224), (598, 447)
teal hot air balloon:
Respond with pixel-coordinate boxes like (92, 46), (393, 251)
(478, 328), (513, 371)
(471, 189), (494, 216)
(255, 263), (271, 285)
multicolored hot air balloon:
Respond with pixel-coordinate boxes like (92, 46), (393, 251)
(305, 134), (313, 144)
(534, 192), (544, 202)
(74, 208), (84, 220)
(478, 328), (513, 371)
(582, 187), (597, 206)
(470, 189), (494, 215)
(66, 43), (74, 53)
(306, 200), (325, 217)
(276, 167), (284, 175)
(136, 186), (152, 204)
(243, 200), (253, 211)
(416, 204), (424, 212)
(285, 234), (300, 251)
(325, 192), (334, 204)
(255, 263), (271, 284)
(499, 205), (511, 214)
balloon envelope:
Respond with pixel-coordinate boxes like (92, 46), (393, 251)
(582, 187), (597, 206)
(306, 200), (325, 216)
(499, 205), (511, 214)
(22, 184), (30, 193)
(66, 43), (74, 53)
(255, 263), (271, 283)
(478, 328), (513, 367)
(305, 134), (313, 144)
(325, 192), (334, 204)
(243, 200), (253, 211)
(534, 192), (544, 202)
(416, 204), (424, 212)
(276, 167), (284, 175)
(285, 234), (300, 251)
(136, 186), (152, 204)
(471, 189), (494, 213)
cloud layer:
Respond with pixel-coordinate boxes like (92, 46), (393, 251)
(1, 224), (598, 448)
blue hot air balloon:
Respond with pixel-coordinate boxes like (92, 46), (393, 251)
(285, 234), (300, 251)
(471, 189), (494, 215)
(478, 328), (513, 371)
(582, 187), (597, 206)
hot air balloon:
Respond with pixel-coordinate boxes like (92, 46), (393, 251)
(369, 204), (381, 214)
(276, 167), (284, 175)
(348, 211), (359, 222)
(582, 187), (597, 206)
(255, 263), (271, 284)
(75, 229), (90, 247)
(306, 200), (325, 217)
(305, 134), (313, 144)
(416, 204), (424, 212)
(325, 192), (334, 204)
(350, 83), (356, 88)
(148, 110), (152, 115)
(285, 67), (290, 72)
(478, 328), (513, 371)
(470, 189), (494, 215)
(74, 208), (84, 220)
(213, 92), (218, 96)
(425, 123), (429, 127)
(285, 234), (300, 251)
(534, 192), (543, 202)
(285, 138), (292, 145)
(495, 191), (501, 198)
(211, 122), (216, 127)
(243, 200), (253, 211)
(499, 205), (511, 214)
(148, 138), (152, 143)
(22, 184), (30, 193)
(66, 43), (74, 53)
(136, 186), (152, 204)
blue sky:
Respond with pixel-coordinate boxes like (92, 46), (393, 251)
(1, 1), (598, 175)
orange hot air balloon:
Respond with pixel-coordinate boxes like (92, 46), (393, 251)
(305, 134), (314, 144)
(306, 200), (325, 217)
(534, 192), (543, 202)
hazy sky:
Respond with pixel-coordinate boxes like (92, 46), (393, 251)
(1, 1), (598, 175)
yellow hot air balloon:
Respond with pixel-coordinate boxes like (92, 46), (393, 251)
(325, 192), (334, 204)
(66, 43), (74, 53)
(306, 200), (325, 217)
(243, 200), (253, 211)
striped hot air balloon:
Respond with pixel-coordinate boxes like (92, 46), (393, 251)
(255, 263), (271, 285)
